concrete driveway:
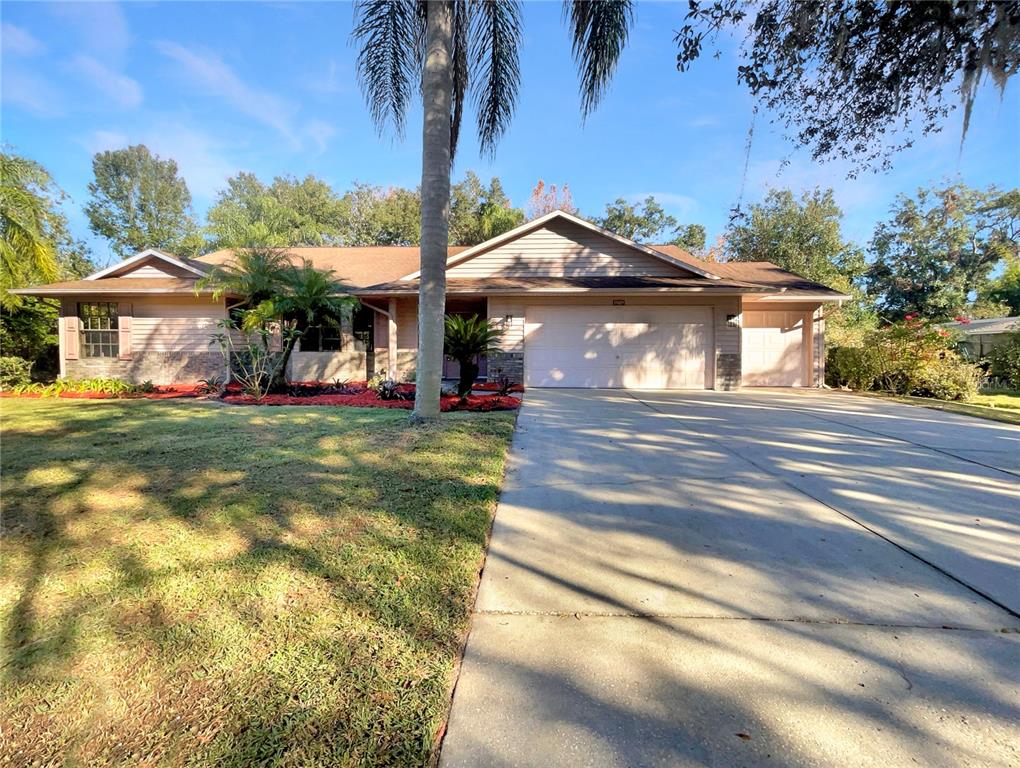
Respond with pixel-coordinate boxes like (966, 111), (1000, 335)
(440, 389), (1020, 768)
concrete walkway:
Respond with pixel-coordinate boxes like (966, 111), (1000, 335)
(440, 389), (1020, 768)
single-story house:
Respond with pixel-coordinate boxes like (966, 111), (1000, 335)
(12, 210), (848, 389)
(940, 316), (1020, 359)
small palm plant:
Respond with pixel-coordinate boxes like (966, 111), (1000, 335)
(444, 314), (502, 402)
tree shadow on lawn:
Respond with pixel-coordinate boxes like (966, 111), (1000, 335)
(1, 399), (512, 767)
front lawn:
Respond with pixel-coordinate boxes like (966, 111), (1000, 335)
(1, 399), (514, 767)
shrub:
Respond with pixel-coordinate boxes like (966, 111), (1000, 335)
(0, 356), (33, 390)
(209, 319), (296, 400)
(444, 314), (502, 401)
(987, 330), (1020, 388)
(11, 377), (154, 397)
(826, 315), (980, 401)
(826, 347), (879, 390)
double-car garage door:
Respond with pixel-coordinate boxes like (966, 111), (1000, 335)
(524, 306), (712, 389)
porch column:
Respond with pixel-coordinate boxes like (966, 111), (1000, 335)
(388, 298), (398, 380)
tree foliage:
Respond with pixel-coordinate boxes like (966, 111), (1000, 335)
(595, 195), (705, 250)
(675, 1), (1020, 172)
(983, 254), (1020, 315)
(725, 188), (866, 291)
(725, 187), (870, 340)
(526, 180), (578, 220)
(85, 145), (200, 258)
(206, 173), (348, 249)
(866, 184), (1020, 320)
(449, 171), (524, 245)
(1, 152), (95, 376)
(1, 153), (61, 305)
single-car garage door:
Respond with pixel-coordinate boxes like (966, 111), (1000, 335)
(524, 306), (712, 389)
(742, 310), (808, 386)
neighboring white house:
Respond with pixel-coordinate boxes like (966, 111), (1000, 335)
(941, 316), (1020, 359)
(13, 211), (848, 389)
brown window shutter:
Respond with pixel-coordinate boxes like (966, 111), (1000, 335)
(64, 315), (79, 360)
(118, 302), (133, 359)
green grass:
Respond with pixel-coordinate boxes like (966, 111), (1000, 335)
(0, 399), (514, 767)
(852, 390), (1020, 426)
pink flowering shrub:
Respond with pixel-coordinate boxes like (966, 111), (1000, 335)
(827, 315), (980, 401)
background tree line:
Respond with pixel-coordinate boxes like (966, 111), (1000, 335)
(3, 141), (1018, 378)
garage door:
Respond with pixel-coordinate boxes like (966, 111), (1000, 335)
(524, 306), (712, 389)
(742, 310), (807, 386)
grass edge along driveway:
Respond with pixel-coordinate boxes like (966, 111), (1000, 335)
(1, 399), (514, 768)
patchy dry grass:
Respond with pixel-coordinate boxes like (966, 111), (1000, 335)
(0, 399), (514, 767)
(851, 390), (1020, 426)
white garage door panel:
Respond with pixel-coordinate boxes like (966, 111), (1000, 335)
(742, 311), (806, 386)
(525, 306), (711, 389)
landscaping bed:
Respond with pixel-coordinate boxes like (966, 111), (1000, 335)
(1, 398), (515, 767)
(2, 380), (522, 411)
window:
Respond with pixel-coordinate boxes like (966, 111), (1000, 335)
(78, 302), (119, 358)
(301, 324), (343, 352)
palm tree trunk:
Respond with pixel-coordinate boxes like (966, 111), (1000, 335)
(413, 0), (453, 422)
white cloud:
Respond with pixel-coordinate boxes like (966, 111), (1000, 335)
(49, 1), (130, 62)
(155, 41), (301, 148)
(305, 119), (336, 153)
(2, 22), (44, 57)
(305, 59), (351, 95)
(84, 124), (236, 201)
(1, 69), (64, 116)
(71, 55), (143, 109)
(687, 115), (720, 128)
(83, 130), (130, 154)
(629, 192), (699, 220)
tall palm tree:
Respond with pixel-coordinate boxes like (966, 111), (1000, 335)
(352, 0), (634, 420)
(1, 153), (61, 309)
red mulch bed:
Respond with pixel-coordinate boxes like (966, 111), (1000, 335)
(221, 381), (519, 411)
(3, 382), (520, 411)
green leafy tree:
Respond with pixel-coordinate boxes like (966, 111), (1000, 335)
(596, 196), (675, 242)
(1, 153), (60, 305)
(341, 183), (421, 246)
(983, 255), (1020, 315)
(595, 195), (705, 249)
(675, 1), (1019, 172)
(866, 184), (1020, 320)
(85, 145), (200, 258)
(726, 188), (866, 290)
(671, 223), (707, 253)
(443, 314), (502, 401)
(354, 0), (633, 419)
(449, 172), (524, 245)
(206, 172), (348, 249)
(1, 152), (95, 377)
(726, 187), (870, 340)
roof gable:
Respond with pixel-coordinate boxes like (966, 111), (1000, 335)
(401, 211), (721, 281)
(87, 249), (207, 281)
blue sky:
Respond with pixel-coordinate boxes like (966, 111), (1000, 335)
(3, 1), (1019, 267)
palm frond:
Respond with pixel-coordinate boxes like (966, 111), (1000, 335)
(565, 0), (634, 119)
(351, 0), (426, 137)
(470, 0), (523, 156)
